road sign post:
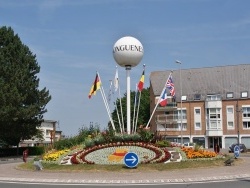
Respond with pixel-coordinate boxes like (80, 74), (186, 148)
(124, 152), (139, 168)
(234, 145), (240, 158)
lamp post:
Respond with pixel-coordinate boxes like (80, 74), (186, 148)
(176, 60), (183, 145)
(236, 102), (242, 144)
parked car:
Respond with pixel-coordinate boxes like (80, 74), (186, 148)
(183, 142), (195, 148)
(170, 142), (182, 147)
(183, 142), (204, 149)
(229, 143), (247, 153)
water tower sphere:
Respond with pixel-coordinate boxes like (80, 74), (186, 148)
(113, 36), (144, 67)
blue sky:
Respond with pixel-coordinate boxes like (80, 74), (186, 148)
(1, 0), (250, 136)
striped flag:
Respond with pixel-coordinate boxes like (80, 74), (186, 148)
(159, 88), (168, 107)
(88, 73), (101, 98)
(137, 70), (145, 92)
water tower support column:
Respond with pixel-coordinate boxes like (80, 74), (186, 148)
(126, 65), (131, 134)
(113, 36), (144, 135)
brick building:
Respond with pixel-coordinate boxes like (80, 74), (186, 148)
(149, 64), (250, 150)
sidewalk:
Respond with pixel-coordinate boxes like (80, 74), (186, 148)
(0, 154), (250, 184)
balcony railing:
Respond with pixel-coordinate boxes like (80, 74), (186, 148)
(156, 114), (187, 125)
(156, 102), (177, 111)
(156, 114), (178, 124)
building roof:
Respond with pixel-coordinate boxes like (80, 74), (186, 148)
(43, 120), (57, 123)
(150, 64), (250, 102)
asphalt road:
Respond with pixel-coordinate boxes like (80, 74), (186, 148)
(0, 179), (250, 188)
(0, 153), (250, 186)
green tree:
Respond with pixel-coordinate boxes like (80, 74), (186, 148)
(0, 26), (51, 146)
(111, 87), (150, 132)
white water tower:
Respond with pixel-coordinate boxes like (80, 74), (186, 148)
(113, 36), (144, 134)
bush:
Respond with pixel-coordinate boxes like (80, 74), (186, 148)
(0, 146), (45, 157)
(93, 135), (106, 145)
(84, 138), (95, 148)
(54, 137), (78, 150)
(131, 134), (141, 142)
(155, 140), (171, 147)
(137, 127), (154, 142)
(122, 134), (134, 142)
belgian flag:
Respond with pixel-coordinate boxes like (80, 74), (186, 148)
(137, 70), (144, 92)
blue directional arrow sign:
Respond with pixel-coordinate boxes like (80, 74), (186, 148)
(234, 145), (240, 158)
(124, 152), (139, 168)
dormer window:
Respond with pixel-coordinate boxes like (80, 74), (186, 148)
(226, 92), (234, 99)
(206, 94), (221, 101)
(241, 91), (248, 98)
(181, 95), (187, 101)
(194, 94), (201, 100)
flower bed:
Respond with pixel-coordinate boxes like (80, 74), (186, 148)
(181, 147), (217, 159)
(43, 149), (70, 162)
(70, 142), (171, 164)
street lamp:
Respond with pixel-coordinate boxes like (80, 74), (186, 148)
(176, 60), (183, 145)
(236, 102), (242, 144)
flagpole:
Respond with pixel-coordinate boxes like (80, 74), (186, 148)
(115, 103), (123, 134)
(135, 91), (141, 133)
(135, 64), (145, 132)
(97, 72), (116, 131)
(132, 84), (138, 134)
(107, 80), (113, 105)
(146, 71), (173, 128)
(101, 87), (115, 131)
(100, 86), (116, 131)
(113, 66), (125, 133)
(118, 85), (125, 133)
(113, 67), (123, 133)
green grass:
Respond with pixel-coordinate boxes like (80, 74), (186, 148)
(18, 157), (242, 172)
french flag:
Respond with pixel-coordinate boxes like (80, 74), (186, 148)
(159, 88), (168, 107)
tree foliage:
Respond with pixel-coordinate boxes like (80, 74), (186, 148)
(0, 26), (51, 146)
(111, 87), (150, 132)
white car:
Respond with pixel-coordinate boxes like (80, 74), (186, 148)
(183, 142), (195, 148)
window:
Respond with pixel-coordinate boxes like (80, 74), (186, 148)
(227, 107), (233, 114)
(181, 96), (187, 101)
(206, 94), (221, 101)
(195, 109), (200, 114)
(226, 92), (234, 99)
(207, 107), (222, 130)
(177, 109), (187, 119)
(195, 122), (201, 129)
(46, 130), (50, 135)
(194, 94), (201, 100)
(241, 91), (248, 98)
(242, 107), (250, 117)
(227, 121), (234, 129)
(207, 120), (221, 129)
(243, 121), (250, 129)
(208, 108), (221, 119)
(210, 121), (217, 129)
(178, 123), (187, 130)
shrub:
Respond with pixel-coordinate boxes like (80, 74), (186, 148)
(93, 135), (106, 145)
(84, 138), (95, 148)
(155, 140), (171, 147)
(131, 134), (141, 142)
(137, 126), (154, 142)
